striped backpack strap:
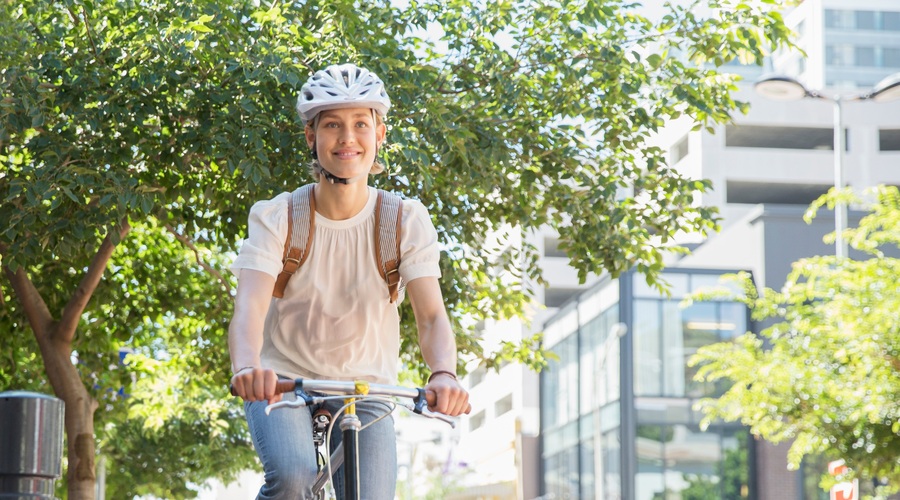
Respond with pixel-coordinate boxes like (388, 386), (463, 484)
(374, 189), (403, 303)
(272, 184), (316, 298)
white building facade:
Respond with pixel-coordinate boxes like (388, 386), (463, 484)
(535, 0), (900, 498)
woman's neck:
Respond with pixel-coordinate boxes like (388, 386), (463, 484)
(314, 180), (370, 220)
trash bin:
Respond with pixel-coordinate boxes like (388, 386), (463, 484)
(0, 392), (65, 500)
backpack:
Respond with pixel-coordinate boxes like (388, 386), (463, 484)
(271, 184), (404, 303)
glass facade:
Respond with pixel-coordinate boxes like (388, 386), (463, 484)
(540, 270), (752, 500)
(541, 278), (621, 499)
(635, 424), (749, 500)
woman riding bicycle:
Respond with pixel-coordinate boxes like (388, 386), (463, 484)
(228, 63), (469, 499)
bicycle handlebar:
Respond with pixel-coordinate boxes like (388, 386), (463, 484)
(230, 377), (471, 426)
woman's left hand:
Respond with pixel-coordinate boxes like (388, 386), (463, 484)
(425, 373), (470, 416)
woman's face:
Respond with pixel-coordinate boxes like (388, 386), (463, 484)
(306, 107), (386, 180)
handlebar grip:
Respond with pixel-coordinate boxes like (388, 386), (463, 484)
(228, 378), (297, 398)
(275, 379), (296, 394)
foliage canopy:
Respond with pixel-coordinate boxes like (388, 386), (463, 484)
(1, 0), (792, 496)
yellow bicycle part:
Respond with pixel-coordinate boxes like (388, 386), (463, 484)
(344, 380), (370, 415)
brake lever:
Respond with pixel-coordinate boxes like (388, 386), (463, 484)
(265, 398), (308, 415)
(398, 402), (457, 429)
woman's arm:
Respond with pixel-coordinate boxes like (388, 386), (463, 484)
(228, 269), (281, 404)
(406, 276), (470, 416)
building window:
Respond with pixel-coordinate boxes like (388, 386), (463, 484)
(670, 135), (689, 165)
(855, 46), (876, 67)
(856, 10), (877, 30)
(633, 274), (748, 399)
(880, 129), (900, 151)
(495, 394), (513, 416)
(636, 424), (750, 499)
(541, 332), (580, 429)
(825, 9), (854, 29)
(725, 125), (843, 150)
(544, 287), (581, 308)
(884, 12), (900, 31)
(469, 410), (486, 431)
(884, 48), (900, 68)
(826, 44), (854, 66)
(579, 306), (622, 412)
(468, 364), (487, 388)
(726, 180), (831, 205)
(543, 237), (567, 258)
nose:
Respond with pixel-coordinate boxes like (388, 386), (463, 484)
(338, 126), (355, 144)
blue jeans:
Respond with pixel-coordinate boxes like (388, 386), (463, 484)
(245, 390), (397, 500)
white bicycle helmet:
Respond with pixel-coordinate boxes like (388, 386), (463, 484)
(296, 63), (391, 124)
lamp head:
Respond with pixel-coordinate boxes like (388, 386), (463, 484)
(754, 74), (810, 101)
(867, 72), (900, 102)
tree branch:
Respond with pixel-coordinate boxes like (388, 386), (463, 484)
(164, 224), (233, 295)
(80, 5), (99, 59)
(1, 243), (55, 341)
(57, 219), (131, 342)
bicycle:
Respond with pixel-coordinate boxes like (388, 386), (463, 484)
(233, 377), (467, 500)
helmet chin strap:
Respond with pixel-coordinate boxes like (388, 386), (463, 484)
(319, 163), (369, 184)
(320, 166), (352, 184)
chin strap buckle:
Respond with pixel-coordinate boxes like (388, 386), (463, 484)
(321, 168), (350, 184)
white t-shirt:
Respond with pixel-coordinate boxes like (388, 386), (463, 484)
(230, 186), (441, 384)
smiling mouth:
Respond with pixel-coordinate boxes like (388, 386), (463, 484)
(334, 151), (362, 159)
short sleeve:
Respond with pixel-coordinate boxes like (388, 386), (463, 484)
(229, 192), (291, 278)
(398, 199), (441, 283)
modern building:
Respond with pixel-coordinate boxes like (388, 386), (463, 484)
(658, 0), (900, 236)
(540, 268), (751, 500)
(536, 0), (900, 499)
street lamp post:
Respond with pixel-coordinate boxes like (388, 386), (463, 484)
(754, 72), (900, 259)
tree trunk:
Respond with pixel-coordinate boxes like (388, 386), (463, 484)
(2, 222), (129, 500)
(38, 333), (98, 500)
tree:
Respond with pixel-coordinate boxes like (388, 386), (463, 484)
(691, 186), (900, 497)
(1, 0), (792, 497)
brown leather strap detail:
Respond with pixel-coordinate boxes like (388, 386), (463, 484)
(273, 185), (316, 298)
(374, 190), (403, 303)
(272, 193), (296, 299)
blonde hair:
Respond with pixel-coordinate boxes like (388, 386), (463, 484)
(305, 111), (386, 178)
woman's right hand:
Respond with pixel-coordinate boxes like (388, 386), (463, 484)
(230, 367), (282, 404)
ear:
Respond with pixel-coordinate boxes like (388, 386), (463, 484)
(375, 121), (387, 147)
(305, 124), (316, 150)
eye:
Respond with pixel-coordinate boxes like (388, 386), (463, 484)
(356, 121), (369, 128)
(323, 121), (340, 128)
